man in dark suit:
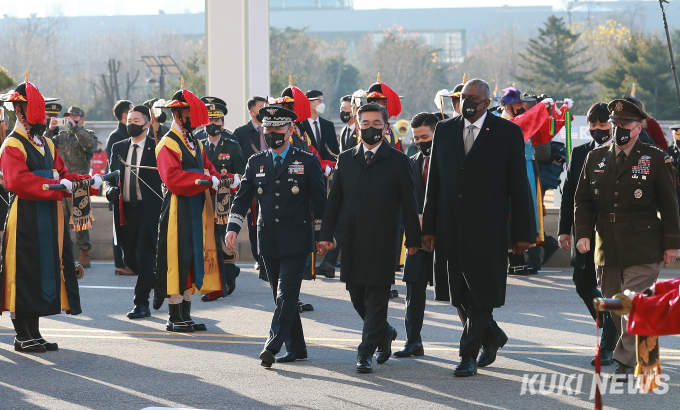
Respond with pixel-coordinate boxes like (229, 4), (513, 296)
(199, 99), (247, 301)
(339, 95), (358, 152)
(302, 90), (340, 161)
(394, 113), (438, 358)
(106, 105), (163, 319)
(233, 96), (267, 273)
(226, 106), (327, 368)
(558, 102), (618, 366)
(319, 103), (421, 374)
(421, 79), (533, 377)
(107, 100), (134, 277)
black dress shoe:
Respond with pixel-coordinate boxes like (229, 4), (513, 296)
(36, 339), (58, 351)
(477, 329), (508, 367)
(166, 303), (194, 333)
(508, 265), (531, 275)
(356, 356), (372, 373)
(260, 349), (276, 368)
(394, 342), (424, 358)
(153, 295), (165, 310)
(127, 305), (151, 319)
(201, 294), (218, 302)
(14, 338), (47, 353)
(376, 328), (397, 364)
(316, 262), (336, 278)
(225, 283), (236, 296)
(591, 349), (615, 366)
(298, 301), (314, 312)
(454, 356), (478, 377)
(276, 350), (308, 363)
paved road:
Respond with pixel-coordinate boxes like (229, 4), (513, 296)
(1, 263), (679, 410)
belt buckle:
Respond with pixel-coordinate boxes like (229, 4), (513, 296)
(610, 213), (615, 223)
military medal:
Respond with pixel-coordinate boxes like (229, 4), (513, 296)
(257, 187), (263, 195)
(291, 183), (299, 195)
(635, 189), (642, 199)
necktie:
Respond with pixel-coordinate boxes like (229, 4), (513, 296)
(259, 126), (266, 151)
(365, 150), (373, 164)
(464, 125), (475, 155)
(314, 120), (321, 146)
(129, 144), (139, 207)
(209, 143), (215, 159)
(616, 151), (627, 172)
(423, 156), (430, 185)
(275, 155), (284, 174)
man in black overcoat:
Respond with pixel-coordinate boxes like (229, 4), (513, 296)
(557, 102), (617, 366)
(319, 103), (421, 374)
(421, 79), (533, 377)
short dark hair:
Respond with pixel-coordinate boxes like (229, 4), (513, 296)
(113, 100), (133, 121)
(247, 96), (267, 110)
(357, 102), (388, 124)
(130, 105), (151, 123)
(340, 95), (351, 103)
(411, 112), (439, 131)
(432, 112), (449, 121)
(306, 90), (323, 100)
(587, 102), (609, 124)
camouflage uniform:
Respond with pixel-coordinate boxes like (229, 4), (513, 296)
(48, 112), (98, 252)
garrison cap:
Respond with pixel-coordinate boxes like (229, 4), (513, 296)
(65, 106), (85, 117)
(259, 106), (297, 128)
(669, 124), (680, 132)
(608, 99), (648, 124)
(45, 103), (62, 115)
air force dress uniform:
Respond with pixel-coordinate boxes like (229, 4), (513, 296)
(227, 106), (326, 367)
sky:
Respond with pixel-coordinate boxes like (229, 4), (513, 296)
(0, 0), (584, 18)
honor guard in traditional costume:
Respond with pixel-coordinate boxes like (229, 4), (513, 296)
(225, 106), (326, 367)
(0, 74), (103, 352)
(667, 124), (680, 207)
(270, 78), (313, 152)
(574, 99), (680, 377)
(198, 97), (245, 302)
(154, 82), (230, 332)
(366, 73), (404, 152)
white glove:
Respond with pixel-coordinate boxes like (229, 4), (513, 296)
(324, 165), (332, 177)
(92, 175), (103, 190)
(230, 174), (241, 189)
(211, 176), (220, 191)
(60, 179), (73, 193)
(623, 289), (638, 299)
(541, 98), (555, 107)
(564, 98), (574, 109)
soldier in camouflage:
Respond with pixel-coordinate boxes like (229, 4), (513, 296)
(47, 105), (98, 268)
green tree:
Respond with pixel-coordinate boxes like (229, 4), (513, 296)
(514, 16), (593, 112)
(595, 33), (677, 120)
(0, 65), (14, 93)
(168, 41), (205, 99)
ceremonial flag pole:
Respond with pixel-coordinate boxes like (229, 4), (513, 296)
(658, 0), (680, 113)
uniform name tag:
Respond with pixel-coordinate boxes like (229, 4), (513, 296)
(218, 153), (230, 160)
(256, 165), (265, 177)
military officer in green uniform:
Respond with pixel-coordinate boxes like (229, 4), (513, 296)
(47, 105), (98, 268)
(199, 97), (247, 301)
(667, 124), (680, 207)
(574, 99), (680, 378)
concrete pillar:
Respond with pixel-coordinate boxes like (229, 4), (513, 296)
(205, 0), (270, 132)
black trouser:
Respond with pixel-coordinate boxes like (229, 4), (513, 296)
(405, 278), (428, 344)
(458, 285), (502, 358)
(347, 283), (393, 357)
(121, 201), (156, 307)
(572, 250), (618, 351)
(261, 254), (307, 354)
(248, 220), (261, 265)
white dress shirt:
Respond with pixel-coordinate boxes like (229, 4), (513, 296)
(307, 117), (321, 143)
(123, 138), (145, 202)
(463, 111), (488, 142)
(363, 140), (383, 160)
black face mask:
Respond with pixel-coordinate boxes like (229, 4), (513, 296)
(614, 125), (633, 146)
(590, 128), (611, 145)
(361, 126), (383, 145)
(265, 131), (287, 148)
(461, 98), (482, 119)
(340, 111), (352, 124)
(127, 123), (146, 138)
(255, 113), (264, 123)
(180, 116), (195, 133)
(417, 140), (432, 156)
(513, 106), (526, 116)
(206, 124), (222, 137)
(157, 112), (167, 123)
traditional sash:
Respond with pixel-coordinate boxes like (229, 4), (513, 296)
(32, 169), (57, 303)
